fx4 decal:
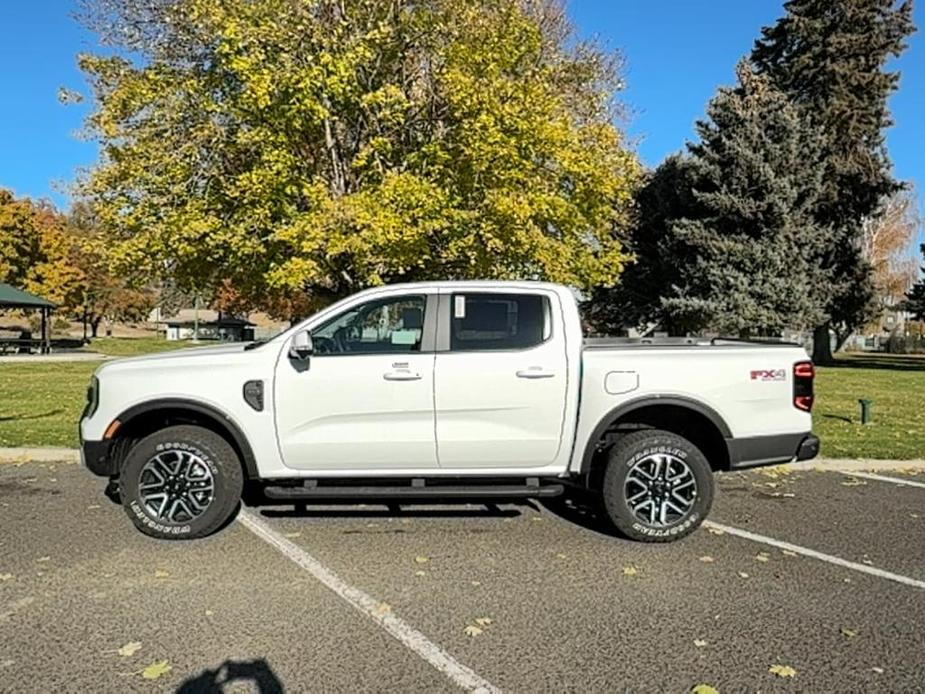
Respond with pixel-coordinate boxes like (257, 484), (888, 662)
(750, 369), (786, 382)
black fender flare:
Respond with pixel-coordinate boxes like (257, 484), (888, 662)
(113, 398), (259, 479)
(579, 395), (732, 474)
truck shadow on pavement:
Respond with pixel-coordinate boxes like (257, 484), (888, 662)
(175, 658), (284, 693)
(538, 492), (624, 540)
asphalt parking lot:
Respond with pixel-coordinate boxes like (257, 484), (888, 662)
(1, 461), (924, 693)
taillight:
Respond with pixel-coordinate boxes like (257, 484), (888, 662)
(793, 360), (814, 412)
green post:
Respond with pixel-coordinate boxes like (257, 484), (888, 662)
(858, 398), (873, 425)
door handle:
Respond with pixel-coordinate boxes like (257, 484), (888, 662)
(383, 370), (422, 381)
(516, 368), (555, 379)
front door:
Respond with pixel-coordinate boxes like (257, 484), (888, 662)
(433, 291), (568, 468)
(274, 293), (439, 471)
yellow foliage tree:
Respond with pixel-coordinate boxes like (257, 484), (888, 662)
(77, 0), (640, 316)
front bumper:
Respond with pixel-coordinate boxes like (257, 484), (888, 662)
(726, 432), (819, 469)
(80, 437), (116, 477)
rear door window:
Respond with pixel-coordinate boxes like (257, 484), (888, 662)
(449, 293), (549, 351)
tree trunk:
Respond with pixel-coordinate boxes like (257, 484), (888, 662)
(90, 316), (103, 338)
(811, 323), (834, 364)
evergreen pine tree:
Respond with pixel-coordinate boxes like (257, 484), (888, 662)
(583, 155), (696, 335)
(905, 245), (925, 321)
(588, 64), (830, 337)
(750, 0), (915, 361)
(657, 63), (828, 336)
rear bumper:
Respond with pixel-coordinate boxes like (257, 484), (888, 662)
(726, 432), (819, 469)
(80, 438), (116, 477)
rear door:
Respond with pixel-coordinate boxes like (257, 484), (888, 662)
(433, 290), (568, 468)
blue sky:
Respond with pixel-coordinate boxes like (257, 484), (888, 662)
(1, 1), (923, 247)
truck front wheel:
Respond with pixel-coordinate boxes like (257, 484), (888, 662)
(602, 429), (713, 542)
(119, 425), (244, 540)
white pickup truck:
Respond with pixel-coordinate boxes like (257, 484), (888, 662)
(80, 281), (818, 542)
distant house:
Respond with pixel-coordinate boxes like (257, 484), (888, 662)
(165, 315), (255, 342)
(149, 308), (255, 342)
(148, 306), (289, 342)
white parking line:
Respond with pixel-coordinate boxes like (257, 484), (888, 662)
(704, 521), (925, 590)
(237, 510), (500, 693)
(840, 471), (925, 490)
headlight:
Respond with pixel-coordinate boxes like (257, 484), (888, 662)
(84, 375), (99, 419)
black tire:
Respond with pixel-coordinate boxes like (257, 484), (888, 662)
(601, 429), (713, 542)
(119, 425), (244, 540)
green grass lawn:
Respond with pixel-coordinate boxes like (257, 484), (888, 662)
(813, 353), (925, 460)
(1, 348), (923, 458)
(80, 336), (192, 356)
(0, 361), (97, 448)
(0, 338), (202, 448)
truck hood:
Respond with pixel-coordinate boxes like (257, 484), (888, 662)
(96, 342), (254, 373)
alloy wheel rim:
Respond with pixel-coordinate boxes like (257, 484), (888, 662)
(624, 453), (697, 526)
(138, 450), (215, 523)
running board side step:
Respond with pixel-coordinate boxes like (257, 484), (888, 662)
(262, 480), (565, 501)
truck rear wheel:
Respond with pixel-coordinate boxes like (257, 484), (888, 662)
(602, 429), (713, 542)
(119, 425), (244, 540)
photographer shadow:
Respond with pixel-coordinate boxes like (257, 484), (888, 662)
(175, 658), (284, 693)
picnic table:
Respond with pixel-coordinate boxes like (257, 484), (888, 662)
(0, 336), (47, 354)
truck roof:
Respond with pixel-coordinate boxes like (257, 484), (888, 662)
(357, 280), (571, 292)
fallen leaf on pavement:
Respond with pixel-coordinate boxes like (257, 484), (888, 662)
(474, 617), (492, 627)
(0, 573), (12, 581)
(737, 571), (749, 579)
(769, 664), (796, 678)
(205, 610), (214, 616)
(283, 532), (301, 539)
(755, 553), (770, 563)
(414, 570), (426, 577)
(87, 504), (100, 510)
(840, 627), (858, 639)
(841, 477), (866, 487)
(690, 685), (718, 694)
(707, 527), (725, 536)
(622, 566), (638, 577)
(781, 550), (798, 557)
(464, 625), (483, 637)
(414, 556), (429, 564)
(698, 556), (715, 563)
(141, 660), (172, 680)
(36, 557), (50, 563)
(375, 602), (391, 615)
(154, 570), (169, 579)
(118, 642), (142, 657)
(470, 580), (481, 586)
(758, 466), (791, 479)
(693, 639), (708, 647)
(872, 667), (884, 674)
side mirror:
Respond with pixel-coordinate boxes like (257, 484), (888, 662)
(288, 330), (314, 361)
